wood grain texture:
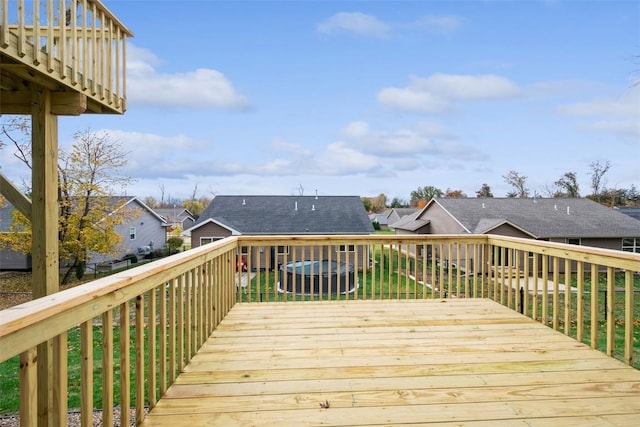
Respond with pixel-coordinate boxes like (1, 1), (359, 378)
(141, 299), (640, 426)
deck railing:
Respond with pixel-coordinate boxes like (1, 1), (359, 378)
(1, 0), (132, 113)
(0, 234), (638, 425)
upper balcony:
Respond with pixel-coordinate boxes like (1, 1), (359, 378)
(1, 234), (639, 425)
(0, 0), (132, 115)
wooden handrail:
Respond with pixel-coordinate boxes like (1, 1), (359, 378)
(1, 0), (132, 114)
(0, 233), (637, 425)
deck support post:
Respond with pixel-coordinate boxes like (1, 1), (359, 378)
(31, 88), (61, 427)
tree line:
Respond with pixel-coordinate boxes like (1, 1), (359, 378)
(363, 161), (638, 213)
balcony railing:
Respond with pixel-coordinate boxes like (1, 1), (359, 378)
(0, 234), (638, 425)
(1, 0), (132, 114)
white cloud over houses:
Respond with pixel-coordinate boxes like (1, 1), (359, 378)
(556, 88), (640, 141)
(317, 12), (390, 37)
(378, 73), (521, 113)
(126, 44), (249, 110)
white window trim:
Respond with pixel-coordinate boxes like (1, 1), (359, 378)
(200, 237), (222, 246)
(129, 227), (136, 240)
(276, 245), (289, 255)
(622, 238), (640, 253)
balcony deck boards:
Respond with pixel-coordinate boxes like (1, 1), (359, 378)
(141, 299), (640, 426)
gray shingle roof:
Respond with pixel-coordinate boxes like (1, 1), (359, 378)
(390, 210), (430, 231)
(434, 198), (640, 238)
(617, 207), (640, 221)
(192, 195), (374, 235)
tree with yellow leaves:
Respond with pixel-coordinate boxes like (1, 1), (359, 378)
(0, 122), (134, 284)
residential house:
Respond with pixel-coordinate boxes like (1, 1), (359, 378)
(0, 202), (31, 270)
(87, 197), (169, 265)
(187, 195), (374, 271)
(155, 208), (196, 237)
(387, 207), (419, 230)
(392, 197), (640, 273)
(369, 211), (390, 230)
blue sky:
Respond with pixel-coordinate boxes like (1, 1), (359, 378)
(2, 0), (639, 202)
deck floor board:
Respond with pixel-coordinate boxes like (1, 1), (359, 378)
(141, 299), (640, 426)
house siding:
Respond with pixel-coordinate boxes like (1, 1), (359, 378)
(0, 248), (31, 270)
(423, 204), (466, 234)
(88, 202), (167, 264)
(191, 222), (233, 248)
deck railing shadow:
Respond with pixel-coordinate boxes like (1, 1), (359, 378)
(0, 234), (638, 425)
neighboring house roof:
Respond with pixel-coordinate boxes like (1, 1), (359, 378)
(155, 208), (195, 222)
(617, 207), (640, 222)
(387, 208), (418, 221)
(101, 197), (169, 226)
(188, 195), (374, 235)
(414, 198), (640, 238)
(389, 210), (430, 232)
(369, 213), (389, 226)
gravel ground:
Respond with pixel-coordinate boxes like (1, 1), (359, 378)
(0, 407), (146, 426)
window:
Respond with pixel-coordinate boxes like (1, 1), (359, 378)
(200, 237), (221, 246)
(240, 246), (249, 255)
(622, 238), (640, 253)
(129, 227), (136, 240)
(276, 245), (289, 255)
(337, 244), (355, 253)
(566, 238), (581, 246)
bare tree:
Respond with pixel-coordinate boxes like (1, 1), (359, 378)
(588, 160), (611, 197)
(159, 183), (166, 206)
(502, 170), (529, 198)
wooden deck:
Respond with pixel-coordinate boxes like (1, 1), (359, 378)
(141, 299), (640, 426)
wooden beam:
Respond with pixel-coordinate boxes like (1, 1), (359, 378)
(31, 88), (59, 427)
(31, 88), (59, 298)
(0, 171), (32, 221)
(0, 91), (87, 115)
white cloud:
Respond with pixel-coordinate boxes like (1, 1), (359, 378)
(270, 138), (313, 156)
(126, 43), (249, 110)
(378, 73), (521, 113)
(411, 73), (521, 100)
(338, 121), (487, 160)
(556, 88), (640, 141)
(411, 15), (463, 34)
(342, 121), (370, 139)
(377, 88), (451, 113)
(317, 12), (390, 37)
(557, 89), (640, 118)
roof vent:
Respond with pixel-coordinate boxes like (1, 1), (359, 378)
(312, 204), (315, 211)
(295, 201), (298, 211)
(567, 206), (570, 215)
(554, 204), (557, 210)
(482, 203), (485, 209)
(242, 199), (246, 205)
(315, 189), (318, 200)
